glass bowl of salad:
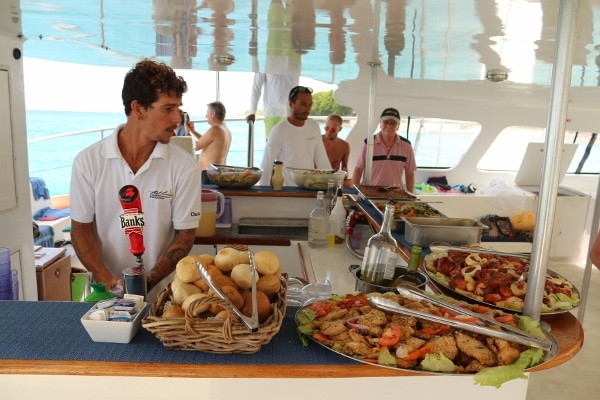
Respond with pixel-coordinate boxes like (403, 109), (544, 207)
(207, 164), (262, 188)
(288, 167), (346, 190)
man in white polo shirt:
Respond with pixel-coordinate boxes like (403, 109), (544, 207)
(352, 107), (417, 192)
(70, 59), (202, 301)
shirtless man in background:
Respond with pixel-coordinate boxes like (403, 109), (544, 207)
(189, 101), (232, 183)
(322, 114), (352, 186)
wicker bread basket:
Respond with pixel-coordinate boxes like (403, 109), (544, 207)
(142, 272), (287, 354)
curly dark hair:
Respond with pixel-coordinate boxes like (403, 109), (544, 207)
(122, 59), (188, 115)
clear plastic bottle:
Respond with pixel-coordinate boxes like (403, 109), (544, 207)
(360, 203), (400, 286)
(329, 187), (347, 244)
(308, 191), (329, 248)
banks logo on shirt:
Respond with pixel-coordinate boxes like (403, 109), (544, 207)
(149, 189), (174, 200)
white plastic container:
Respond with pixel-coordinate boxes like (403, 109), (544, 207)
(80, 302), (148, 343)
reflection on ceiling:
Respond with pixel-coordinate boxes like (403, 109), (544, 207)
(19, 0), (600, 86)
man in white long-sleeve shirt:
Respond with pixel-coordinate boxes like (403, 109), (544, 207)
(246, 72), (299, 140)
(259, 86), (331, 186)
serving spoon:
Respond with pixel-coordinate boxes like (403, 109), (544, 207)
(428, 241), (531, 259)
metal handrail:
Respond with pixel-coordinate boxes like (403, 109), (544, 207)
(27, 127), (115, 144)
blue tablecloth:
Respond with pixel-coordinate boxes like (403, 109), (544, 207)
(0, 301), (358, 366)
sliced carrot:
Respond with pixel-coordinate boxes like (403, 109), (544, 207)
(494, 314), (515, 323)
(402, 343), (433, 361)
(313, 333), (329, 341)
(475, 305), (492, 313)
(420, 325), (450, 335)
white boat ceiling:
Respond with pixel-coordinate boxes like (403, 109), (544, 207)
(18, 0), (600, 86)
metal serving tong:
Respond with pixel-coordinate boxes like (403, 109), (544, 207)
(367, 285), (553, 351)
(428, 241), (531, 259)
(196, 250), (259, 333)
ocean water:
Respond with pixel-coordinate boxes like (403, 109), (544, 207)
(26, 110), (267, 195)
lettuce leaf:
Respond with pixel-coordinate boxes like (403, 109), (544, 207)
(377, 348), (397, 367)
(474, 348), (544, 388)
(516, 315), (546, 339)
(296, 309), (317, 347)
(421, 353), (456, 372)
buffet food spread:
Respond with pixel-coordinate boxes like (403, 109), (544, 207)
(295, 291), (554, 387)
(424, 249), (580, 314)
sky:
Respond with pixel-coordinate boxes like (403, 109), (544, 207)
(23, 58), (336, 117)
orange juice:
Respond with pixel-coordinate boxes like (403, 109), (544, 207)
(196, 210), (218, 237)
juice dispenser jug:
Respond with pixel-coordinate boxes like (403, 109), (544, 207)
(196, 189), (225, 237)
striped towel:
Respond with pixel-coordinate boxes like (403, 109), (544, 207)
(30, 177), (50, 200)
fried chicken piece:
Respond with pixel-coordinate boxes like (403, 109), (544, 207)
(428, 334), (459, 360)
(321, 308), (349, 321)
(357, 309), (387, 336)
(455, 331), (497, 366)
(464, 359), (486, 372)
(389, 314), (417, 339)
(348, 328), (371, 346)
(343, 341), (373, 357)
(329, 330), (351, 344)
(320, 319), (347, 337)
(358, 309), (387, 327)
(486, 337), (521, 365)
(394, 357), (419, 370)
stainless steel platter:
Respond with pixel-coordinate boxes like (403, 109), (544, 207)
(424, 264), (581, 316)
(368, 199), (446, 233)
(295, 293), (559, 375)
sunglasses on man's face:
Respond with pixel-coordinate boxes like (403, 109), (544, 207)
(289, 86), (313, 101)
(324, 126), (338, 133)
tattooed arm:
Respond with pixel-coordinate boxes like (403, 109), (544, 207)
(146, 228), (196, 292)
(71, 220), (121, 290)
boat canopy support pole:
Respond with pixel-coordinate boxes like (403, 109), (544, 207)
(364, 0), (382, 186)
(523, 0), (580, 320)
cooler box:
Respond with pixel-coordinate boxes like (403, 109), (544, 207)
(35, 247), (71, 301)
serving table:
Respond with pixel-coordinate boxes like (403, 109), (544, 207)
(0, 299), (582, 400)
(0, 189), (583, 400)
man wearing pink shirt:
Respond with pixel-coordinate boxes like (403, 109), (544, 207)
(352, 107), (416, 192)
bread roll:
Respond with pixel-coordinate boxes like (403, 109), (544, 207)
(256, 274), (281, 299)
(230, 263), (259, 290)
(254, 251), (280, 275)
(206, 264), (223, 280)
(196, 254), (215, 268)
(221, 285), (245, 309)
(241, 291), (272, 323)
(209, 302), (224, 315)
(176, 255), (201, 283)
(162, 305), (184, 319)
(238, 250), (250, 264)
(214, 310), (229, 320)
(212, 275), (239, 291)
(172, 281), (202, 305)
(214, 248), (240, 272)
(181, 293), (209, 316)
(192, 277), (209, 292)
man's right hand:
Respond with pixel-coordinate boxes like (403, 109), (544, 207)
(246, 114), (256, 122)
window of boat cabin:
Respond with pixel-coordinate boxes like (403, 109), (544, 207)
(478, 126), (599, 174)
(403, 117), (481, 168)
